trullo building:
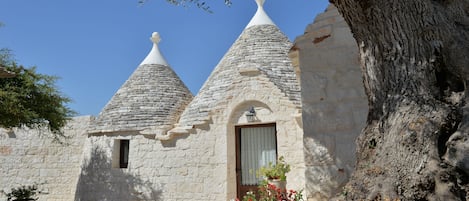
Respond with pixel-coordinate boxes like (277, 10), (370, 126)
(0, 2), (368, 201)
(80, 0), (304, 199)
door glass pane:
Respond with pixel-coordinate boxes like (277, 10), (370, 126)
(240, 126), (276, 185)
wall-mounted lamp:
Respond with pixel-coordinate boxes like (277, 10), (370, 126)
(245, 106), (256, 122)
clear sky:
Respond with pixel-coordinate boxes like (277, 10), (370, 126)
(0, 0), (329, 116)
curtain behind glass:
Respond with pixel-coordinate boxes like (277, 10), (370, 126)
(240, 126), (276, 185)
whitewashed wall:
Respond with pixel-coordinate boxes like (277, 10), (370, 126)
(75, 128), (229, 200)
(291, 4), (368, 201)
(0, 116), (91, 201)
(214, 70), (305, 199)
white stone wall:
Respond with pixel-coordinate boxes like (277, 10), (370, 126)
(292, 4), (368, 200)
(76, 128), (227, 200)
(0, 116), (91, 201)
(217, 70), (305, 199)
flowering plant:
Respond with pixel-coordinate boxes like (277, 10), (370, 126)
(239, 182), (304, 201)
(258, 156), (290, 181)
(237, 156), (303, 201)
(241, 191), (257, 201)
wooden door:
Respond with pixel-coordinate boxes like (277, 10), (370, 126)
(235, 124), (277, 199)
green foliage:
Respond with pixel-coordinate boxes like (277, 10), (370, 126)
(240, 182), (304, 201)
(3, 184), (39, 201)
(0, 26), (74, 142)
(0, 61), (75, 142)
(239, 157), (300, 201)
(258, 156), (291, 181)
(0, 48), (14, 67)
(241, 190), (256, 201)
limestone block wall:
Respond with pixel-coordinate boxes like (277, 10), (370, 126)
(214, 70), (305, 199)
(75, 130), (227, 201)
(0, 116), (91, 201)
(291, 4), (368, 200)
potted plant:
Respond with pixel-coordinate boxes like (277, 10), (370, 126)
(258, 156), (291, 190)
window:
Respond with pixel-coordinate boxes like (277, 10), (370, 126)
(119, 140), (129, 168)
(112, 139), (130, 168)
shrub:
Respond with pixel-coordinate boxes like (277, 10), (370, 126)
(239, 182), (304, 201)
(3, 184), (39, 201)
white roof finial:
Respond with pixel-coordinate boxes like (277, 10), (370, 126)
(150, 32), (161, 44)
(140, 32), (169, 66)
(246, 0), (275, 28)
(255, 0), (265, 7)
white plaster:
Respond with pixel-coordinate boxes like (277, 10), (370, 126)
(293, 5), (368, 200)
(140, 32), (169, 66)
(245, 0), (275, 29)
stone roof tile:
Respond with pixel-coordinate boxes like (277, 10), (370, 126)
(90, 33), (193, 134)
(178, 24), (301, 127)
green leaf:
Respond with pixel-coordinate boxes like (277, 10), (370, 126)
(0, 61), (76, 142)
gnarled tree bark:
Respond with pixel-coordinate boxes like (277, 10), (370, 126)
(330, 0), (469, 200)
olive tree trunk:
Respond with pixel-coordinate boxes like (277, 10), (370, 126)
(330, 0), (469, 200)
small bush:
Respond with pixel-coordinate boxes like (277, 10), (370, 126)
(238, 182), (304, 201)
(3, 184), (39, 201)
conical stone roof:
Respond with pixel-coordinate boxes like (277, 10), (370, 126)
(90, 32), (193, 134)
(177, 0), (301, 127)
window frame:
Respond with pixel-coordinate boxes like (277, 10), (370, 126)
(119, 139), (130, 168)
(235, 123), (277, 199)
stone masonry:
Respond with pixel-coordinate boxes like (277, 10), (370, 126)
(0, 116), (91, 201)
(290, 4), (368, 200)
(0, 3), (368, 201)
(91, 63), (193, 134)
(178, 24), (301, 127)
(176, 20), (304, 198)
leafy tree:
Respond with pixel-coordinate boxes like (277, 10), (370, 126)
(0, 48), (14, 67)
(0, 52), (75, 142)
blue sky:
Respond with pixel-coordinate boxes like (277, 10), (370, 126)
(0, 0), (329, 116)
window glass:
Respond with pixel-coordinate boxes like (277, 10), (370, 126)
(240, 126), (277, 185)
(119, 140), (129, 168)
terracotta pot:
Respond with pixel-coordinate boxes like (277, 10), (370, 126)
(268, 179), (286, 190)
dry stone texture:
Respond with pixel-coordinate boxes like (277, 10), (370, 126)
(91, 63), (192, 134)
(291, 4), (368, 200)
(178, 24), (301, 127)
(0, 116), (91, 201)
